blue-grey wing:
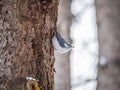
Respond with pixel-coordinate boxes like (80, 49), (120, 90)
(55, 31), (72, 48)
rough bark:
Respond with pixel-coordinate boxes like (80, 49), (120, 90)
(0, 0), (58, 90)
(96, 0), (120, 90)
(54, 0), (73, 90)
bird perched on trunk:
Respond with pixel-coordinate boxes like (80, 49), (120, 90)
(52, 31), (74, 54)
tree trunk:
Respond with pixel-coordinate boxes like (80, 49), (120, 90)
(54, 0), (73, 90)
(96, 0), (120, 90)
(0, 0), (58, 90)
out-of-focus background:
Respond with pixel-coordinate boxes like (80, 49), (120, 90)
(70, 0), (98, 90)
(55, 0), (120, 90)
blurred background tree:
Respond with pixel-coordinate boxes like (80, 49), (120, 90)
(56, 0), (120, 90)
(96, 0), (120, 90)
(54, 0), (73, 90)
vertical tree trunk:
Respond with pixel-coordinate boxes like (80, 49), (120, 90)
(96, 0), (120, 90)
(54, 0), (73, 90)
(0, 0), (58, 90)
